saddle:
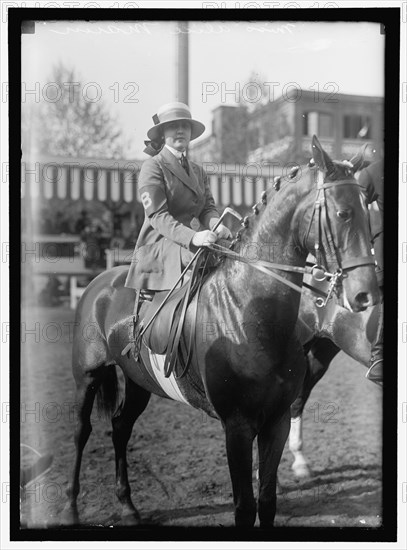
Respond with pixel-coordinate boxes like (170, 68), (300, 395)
(124, 249), (212, 378)
(143, 285), (190, 354)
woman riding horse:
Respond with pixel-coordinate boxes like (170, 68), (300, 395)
(124, 102), (231, 307)
(62, 135), (380, 528)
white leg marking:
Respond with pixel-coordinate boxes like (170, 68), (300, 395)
(289, 416), (311, 478)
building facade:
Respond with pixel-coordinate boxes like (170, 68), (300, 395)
(189, 89), (384, 166)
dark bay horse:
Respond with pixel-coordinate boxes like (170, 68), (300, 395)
(62, 136), (379, 527)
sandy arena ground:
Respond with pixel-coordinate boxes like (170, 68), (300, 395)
(20, 304), (382, 529)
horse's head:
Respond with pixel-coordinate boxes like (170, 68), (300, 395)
(298, 136), (380, 312)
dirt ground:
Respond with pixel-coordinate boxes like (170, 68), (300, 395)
(20, 304), (383, 530)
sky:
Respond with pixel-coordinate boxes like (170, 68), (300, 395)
(21, 19), (385, 158)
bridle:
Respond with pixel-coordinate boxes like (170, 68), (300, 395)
(208, 167), (376, 308)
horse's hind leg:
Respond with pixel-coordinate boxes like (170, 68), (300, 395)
(61, 365), (107, 524)
(111, 376), (151, 525)
(257, 409), (291, 528)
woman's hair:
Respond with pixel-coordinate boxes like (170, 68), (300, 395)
(143, 135), (165, 157)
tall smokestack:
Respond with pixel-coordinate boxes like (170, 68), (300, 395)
(176, 21), (189, 104)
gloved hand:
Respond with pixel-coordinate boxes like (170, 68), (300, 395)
(191, 230), (217, 247)
(209, 218), (232, 240)
(214, 223), (232, 240)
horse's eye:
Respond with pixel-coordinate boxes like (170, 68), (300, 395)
(337, 210), (350, 220)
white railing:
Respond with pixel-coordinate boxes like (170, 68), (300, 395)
(21, 155), (286, 208)
(21, 155), (142, 204)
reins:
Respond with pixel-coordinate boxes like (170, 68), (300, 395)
(206, 242), (333, 296)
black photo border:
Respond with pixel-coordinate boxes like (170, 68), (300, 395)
(9, 5), (400, 543)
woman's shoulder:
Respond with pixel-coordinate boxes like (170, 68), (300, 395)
(140, 155), (163, 176)
(140, 155), (160, 169)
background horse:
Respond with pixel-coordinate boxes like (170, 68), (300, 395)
(289, 285), (380, 478)
(287, 153), (383, 479)
(62, 136), (379, 528)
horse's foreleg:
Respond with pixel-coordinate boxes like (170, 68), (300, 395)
(257, 409), (291, 528)
(61, 369), (103, 524)
(112, 377), (151, 525)
(224, 412), (257, 527)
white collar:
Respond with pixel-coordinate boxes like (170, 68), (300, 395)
(165, 144), (186, 160)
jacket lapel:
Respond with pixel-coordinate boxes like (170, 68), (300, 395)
(186, 157), (199, 189)
(159, 147), (199, 195)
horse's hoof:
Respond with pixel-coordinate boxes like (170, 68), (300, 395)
(59, 507), (79, 525)
(292, 462), (312, 479)
(259, 521), (274, 529)
(117, 512), (141, 526)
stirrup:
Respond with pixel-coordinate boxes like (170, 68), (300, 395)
(121, 317), (144, 359)
(121, 290), (143, 358)
(121, 289), (154, 358)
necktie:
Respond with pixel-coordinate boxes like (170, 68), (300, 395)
(180, 154), (189, 175)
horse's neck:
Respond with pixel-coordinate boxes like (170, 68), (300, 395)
(205, 187), (307, 326)
(240, 187), (306, 278)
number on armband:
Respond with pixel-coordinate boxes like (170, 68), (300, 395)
(140, 191), (152, 210)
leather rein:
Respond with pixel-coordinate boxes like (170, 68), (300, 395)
(207, 169), (375, 308)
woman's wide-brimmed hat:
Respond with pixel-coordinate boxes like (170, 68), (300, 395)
(147, 102), (205, 142)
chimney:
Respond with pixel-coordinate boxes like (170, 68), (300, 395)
(176, 21), (189, 104)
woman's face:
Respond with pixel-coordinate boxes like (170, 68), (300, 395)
(163, 120), (192, 152)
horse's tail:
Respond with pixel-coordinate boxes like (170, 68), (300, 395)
(96, 365), (119, 419)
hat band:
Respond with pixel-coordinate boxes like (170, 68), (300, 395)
(156, 107), (192, 125)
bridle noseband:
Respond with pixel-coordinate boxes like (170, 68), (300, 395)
(208, 168), (376, 308)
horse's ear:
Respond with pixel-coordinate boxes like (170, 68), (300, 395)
(311, 135), (334, 173)
(349, 143), (369, 173)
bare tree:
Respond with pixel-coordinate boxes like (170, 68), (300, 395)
(35, 63), (126, 159)
(24, 63), (135, 238)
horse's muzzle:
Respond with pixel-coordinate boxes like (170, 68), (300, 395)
(341, 267), (380, 312)
(352, 291), (379, 312)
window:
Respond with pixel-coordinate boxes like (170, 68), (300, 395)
(319, 113), (333, 137)
(343, 115), (371, 139)
(302, 111), (333, 137)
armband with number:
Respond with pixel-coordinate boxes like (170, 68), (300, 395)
(139, 185), (167, 217)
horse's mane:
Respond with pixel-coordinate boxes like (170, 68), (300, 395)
(225, 158), (359, 252)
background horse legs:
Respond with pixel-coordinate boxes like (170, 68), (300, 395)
(257, 410), (291, 527)
(289, 338), (340, 478)
(111, 375), (151, 525)
(224, 411), (257, 527)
